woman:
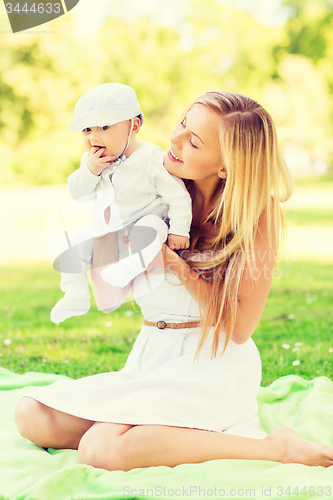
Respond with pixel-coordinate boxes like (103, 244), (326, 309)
(14, 91), (333, 470)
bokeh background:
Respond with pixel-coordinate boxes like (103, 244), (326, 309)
(0, 0), (332, 381)
(1, 0), (333, 185)
(1, 0), (333, 262)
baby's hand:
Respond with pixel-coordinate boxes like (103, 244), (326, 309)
(167, 234), (190, 251)
(87, 147), (116, 176)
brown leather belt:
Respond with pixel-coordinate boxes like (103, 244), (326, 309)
(142, 319), (200, 330)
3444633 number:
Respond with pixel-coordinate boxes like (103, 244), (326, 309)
(5, 3), (61, 14)
(277, 485), (332, 496)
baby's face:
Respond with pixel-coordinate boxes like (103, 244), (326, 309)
(82, 121), (131, 158)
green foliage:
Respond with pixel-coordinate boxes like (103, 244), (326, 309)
(1, 0), (333, 186)
(278, 0), (333, 63)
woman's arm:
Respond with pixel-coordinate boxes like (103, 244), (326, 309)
(232, 208), (277, 344)
(161, 209), (277, 344)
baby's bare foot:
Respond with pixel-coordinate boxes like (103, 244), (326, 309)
(265, 427), (333, 467)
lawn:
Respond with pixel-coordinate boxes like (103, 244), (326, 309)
(0, 262), (141, 380)
(284, 207), (333, 226)
(0, 259), (332, 387)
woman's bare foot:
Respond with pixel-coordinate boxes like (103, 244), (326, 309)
(265, 427), (333, 467)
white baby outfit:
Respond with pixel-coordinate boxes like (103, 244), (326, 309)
(28, 268), (266, 439)
(51, 141), (192, 322)
(68, 142), (191, 239)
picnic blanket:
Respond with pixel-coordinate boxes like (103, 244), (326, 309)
(0, 367), (333, 500)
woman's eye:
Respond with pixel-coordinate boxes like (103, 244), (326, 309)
(190, 139), (198, 149)
(180, 120), (186, 128)
(82, 128), (91, 133)
(101, 125), (109, 130)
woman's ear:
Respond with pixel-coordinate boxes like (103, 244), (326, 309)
(218, 168), (227, 179)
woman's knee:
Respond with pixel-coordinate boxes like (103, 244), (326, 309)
(77, 426), (116, 469)
(14, 397), (45, 440)
(15, 397), (93, 449)
(78, 430), (100, 468)
(78, 423), (134, 471)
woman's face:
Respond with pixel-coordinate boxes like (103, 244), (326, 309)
(163, 104), (225, 181)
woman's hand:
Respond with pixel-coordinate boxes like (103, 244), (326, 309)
(146, 244), (189, 280)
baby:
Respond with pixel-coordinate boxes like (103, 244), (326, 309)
(51, 83), (192, 323)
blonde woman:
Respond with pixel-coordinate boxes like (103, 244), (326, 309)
(15, 91), (333, 470)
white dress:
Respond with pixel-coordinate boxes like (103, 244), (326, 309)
(26, 269), (266, 439)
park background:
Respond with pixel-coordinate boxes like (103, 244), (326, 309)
(0, 0), (332, 386)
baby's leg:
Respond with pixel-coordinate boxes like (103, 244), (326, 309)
(51, 234), (94, 323)
(91, 230), (135, 313)
(14, 397), (94, 450)
(91, 235), (119, 269)
(101, 215), (168, 287)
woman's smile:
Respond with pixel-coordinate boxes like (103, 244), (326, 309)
(167, 148), (183, 163)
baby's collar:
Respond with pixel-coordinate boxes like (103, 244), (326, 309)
(101, 153), (126, 180)
(113, 153), (126, 166)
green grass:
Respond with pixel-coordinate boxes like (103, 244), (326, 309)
(0, 260), (332, 387)
(293, 170), (333, 189)
(284, 207), (333, 226)
(0, 264), (142, 379)
(256, 260), (333, 385)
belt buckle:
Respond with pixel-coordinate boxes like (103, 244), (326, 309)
(156, 321), (167, 329)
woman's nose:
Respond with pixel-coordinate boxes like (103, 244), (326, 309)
(171, 125), (184, 147)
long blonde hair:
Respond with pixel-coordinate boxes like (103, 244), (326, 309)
(182, 91), (293, 358)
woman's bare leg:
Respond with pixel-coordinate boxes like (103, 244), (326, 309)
(14, 397), (95, 449)
(78, 422), (134, 468)
(78, 423), (333, 471)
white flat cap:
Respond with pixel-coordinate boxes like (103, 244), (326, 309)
(68, 83), (144, 132)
